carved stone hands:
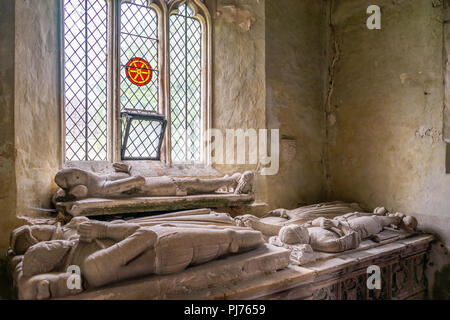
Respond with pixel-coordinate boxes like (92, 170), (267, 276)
(342, 231), (361, 251)
(234, 214), (259, 228)
(268, 209), (289, 219)
(78, 221), (108, 243)
(311, 217), (340, 229)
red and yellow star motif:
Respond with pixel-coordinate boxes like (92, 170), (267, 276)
(125, 57), (153, 86)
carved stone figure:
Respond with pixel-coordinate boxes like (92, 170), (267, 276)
(10, 217), (89, 255)
(270, 212), (418, 254)
(268, 201), (364, 223)
(53, 166), (254, 202)
(234, 201), (365, 237)
(9, 209), (238, 256)
(11, 220), (264, 299)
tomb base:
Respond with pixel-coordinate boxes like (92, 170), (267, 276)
(56, 244), (290, 300)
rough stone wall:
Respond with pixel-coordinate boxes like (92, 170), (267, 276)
(444, 1), (450, 173)
(14, 0), (62, 218)
(326, 0), (450, 298)
(0, 0), (19, 251)
(211, 0), (327, 210)
(263, 0), (327, 209)
(445, 1), (450, 145)
(211, 0), (267, 202)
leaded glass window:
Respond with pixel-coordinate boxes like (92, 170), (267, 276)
(63, 0), (108, 161)
(62, 0), (209, 165)
(170, 3), (202, 163)
(120, 0), (159, 112)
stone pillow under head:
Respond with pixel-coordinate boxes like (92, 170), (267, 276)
(22, 240), (73, 277)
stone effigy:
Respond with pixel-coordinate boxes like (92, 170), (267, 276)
(10, 217), (267, 300)
(234, 201), (366, 237)
(270, 212), (417, 251)
(234, 203), (419, 265)
(7, 192), (425, 300)
(53, 166), (253, 202)
(9, 209), (237, 256)
(53, 165), (256, 217)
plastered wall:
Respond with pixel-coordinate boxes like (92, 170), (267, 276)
(211, 0), (327, 209)
(14, 0), (62, 218)
(0, 0), (19, 253)
(326, 0), (450, 298)
(211, 0), (268, 201)
(263, 0), (327, 209)
(0, 0), (61, 251)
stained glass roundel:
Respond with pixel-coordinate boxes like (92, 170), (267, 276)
(125, 57), (153, 86)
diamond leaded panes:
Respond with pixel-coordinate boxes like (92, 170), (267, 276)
(121, 111), (167, 160)
(63, 0), (108, 161)
(63, 0), (207, 164)
(120, 0), (159, 112)
(170, 3), (202, 163)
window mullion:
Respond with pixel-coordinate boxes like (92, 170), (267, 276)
(184, 7), (188, 162)
(110, 0), (121, 162)
(84, 0), (88, 161)
(163, 1), (172, 166)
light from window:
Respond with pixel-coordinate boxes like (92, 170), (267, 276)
(63, 0), (208, 164)
(170, 3), (202, 163)
(63, 0), (108, 161)
(120, 0), (159, 112)
(119, 0), (161, 160)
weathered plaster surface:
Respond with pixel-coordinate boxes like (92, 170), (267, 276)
(14, 0), (62, 218)
(326, 0), (450, 297)
(211, 0), (327, 210)
(263, 0), (327, 209)
(444, 3), (450, 143)
(215, 3), (257, 31)
(211, 0), (267, 202)
(0, 0), (19, 251)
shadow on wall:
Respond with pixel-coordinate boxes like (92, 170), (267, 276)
(432, 264), (450, 299)
(426, 239), (450, 300)
(0, 258), (13, 300)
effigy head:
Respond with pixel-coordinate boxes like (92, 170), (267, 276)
(402, 215), (418, 232)
(10, 225), (38, 255)
(55, 168), (90, 190)
(278, 225), (310, 245)
(234, 171), (254, 194)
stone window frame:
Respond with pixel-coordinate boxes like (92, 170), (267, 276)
(60, 0), (213, 172)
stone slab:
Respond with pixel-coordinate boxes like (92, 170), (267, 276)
(185, 265), (317, 300)
(58, 244), (290, 300)
(304, 257), (359, 276)
(56, 193), (255, 217)
(176, 235), (434, 300)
